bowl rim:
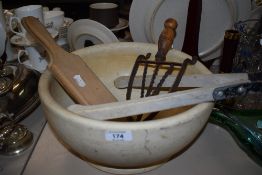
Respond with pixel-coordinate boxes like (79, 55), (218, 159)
(39, 42), (214, 129)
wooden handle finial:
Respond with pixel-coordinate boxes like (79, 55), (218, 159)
(155, 18), (178, 62)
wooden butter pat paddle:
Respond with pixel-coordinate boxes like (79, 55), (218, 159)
(21, 16), (117, 105)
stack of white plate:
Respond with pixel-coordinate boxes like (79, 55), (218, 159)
(67, 19), (119, 51)
(129, 0), (252, 61)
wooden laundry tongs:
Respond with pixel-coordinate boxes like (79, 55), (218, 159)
(69, 73), (262, 120)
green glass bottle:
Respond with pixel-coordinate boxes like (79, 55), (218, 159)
(210, 107), (262, 166)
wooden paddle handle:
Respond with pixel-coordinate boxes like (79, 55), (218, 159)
(21, 16), (62, 64)
(22, 16), (117, 105)
(155, 18), (178, 61)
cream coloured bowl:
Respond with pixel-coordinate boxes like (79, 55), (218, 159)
(38, 42), (213, 174)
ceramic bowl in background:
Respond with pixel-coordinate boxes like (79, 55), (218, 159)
(44, 10), (64, 30)
(10, 5), (44, 37)
(89, 2), (119, 28)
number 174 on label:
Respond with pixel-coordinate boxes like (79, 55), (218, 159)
(105, 131), (133, 141)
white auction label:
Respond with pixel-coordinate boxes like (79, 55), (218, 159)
(105, 131), (133, 141)
(73, 75), (86, 87)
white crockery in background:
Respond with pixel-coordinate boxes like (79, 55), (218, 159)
(44, 10), (64, 30)
(18, 46), (47, 73)
(9, 5), (44, 38)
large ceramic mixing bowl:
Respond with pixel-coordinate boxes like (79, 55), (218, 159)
(39, 42), (214, 174)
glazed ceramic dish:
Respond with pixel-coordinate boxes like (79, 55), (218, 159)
(63, 17), (73, 26)
(10, 28), (58, 47)
(20, 60), (47, 73)
(129, 0), (251, 61)
(38, 42), (213, 174)
(57, 17), (74, 39)
(67, 19), (118, 51)
(110, 18), (129, 32)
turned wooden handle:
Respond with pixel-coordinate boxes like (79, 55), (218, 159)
(155, 18), (178, 61)
(21, 16), (62, 66)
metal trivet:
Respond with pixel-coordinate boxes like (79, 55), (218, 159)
(126, 53), (198, 121)
(125, 18), (198, 121)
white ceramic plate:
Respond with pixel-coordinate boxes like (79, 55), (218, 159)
(129, 0), (251, 60)
(20, 60), (47, 73)
(10, 34), (33, 46)
(110, 18), (129, 32)
(67, 19), (119, 51)
(10, 28), (58, 47)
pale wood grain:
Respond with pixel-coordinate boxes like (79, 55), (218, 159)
(68, 80), (250, 120)
(114, 73), (249, 89)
